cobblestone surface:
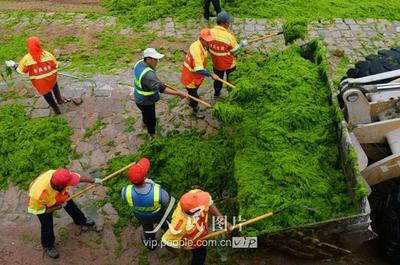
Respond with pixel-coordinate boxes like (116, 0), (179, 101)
(0, 11), (396, 265)
(2, 15), (400, 176)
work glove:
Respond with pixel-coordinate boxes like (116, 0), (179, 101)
(210, 73), (219, 81)
(240, 39), (248, 47)
(5, 60), (16, 68)
(94, 178), (103, 185)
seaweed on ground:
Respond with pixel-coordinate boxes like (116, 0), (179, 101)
(104, 131), (238, 234)
(0, 104), (72, 190)
(283, 20), (308, 44)
(215, 43), (356, 235)
(105, 42), (357, 236)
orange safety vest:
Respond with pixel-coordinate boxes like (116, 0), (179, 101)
(209, 26), (238, 71)
(17, 51), (58, 95)
(181, 40), (208, 89)
(171, 209), (209, 249)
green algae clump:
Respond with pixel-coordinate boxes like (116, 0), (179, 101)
(283, 20), (308, 44)
(0, 104), (72, 190)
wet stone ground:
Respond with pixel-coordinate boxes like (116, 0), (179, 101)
(0, 10), (397, 265)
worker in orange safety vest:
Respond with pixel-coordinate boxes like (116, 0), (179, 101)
(181, 29), (219, 119)
(27, 168), (103, 259)
(209, 10), (247, 99)
(161, 189), (232, 265)
(5, 36), (64, 114)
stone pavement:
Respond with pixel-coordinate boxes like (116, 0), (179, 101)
(2, 15), (400, 177)
(2, 13), (400, 232)
(146, 17), (400, 81)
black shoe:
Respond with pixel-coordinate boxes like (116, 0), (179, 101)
(82, 217), (95, 227)
(44, 246), (59, 259)
(141, 235), (156, 251)
(192, 110), (205, 119)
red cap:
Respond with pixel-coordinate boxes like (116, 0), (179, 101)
(128, 158), (150, 184)
(199, 28), (213, 42)
(51, 168), (80, 187)
(180, 189), (211, 212)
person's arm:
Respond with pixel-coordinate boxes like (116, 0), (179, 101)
(160, 189), (171, 209)
(195, 69), (219, 81)
(143, 71), (187, 98)
(191, 44), (218, 80)
(231, 34), (246, 55)
(78, 174), (103, 184)
(45, 204), (62, 214)
(163, 87), (187, 98)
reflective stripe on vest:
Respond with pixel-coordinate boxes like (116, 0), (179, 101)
(209, 50), (231, 56)
(133, 60), (156, 96)
(29, 69), (58, 80)
(124, 184), (161, 213)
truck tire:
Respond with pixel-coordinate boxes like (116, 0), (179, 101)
(346, 48), (400, 82)
(346, 49), (400, 264)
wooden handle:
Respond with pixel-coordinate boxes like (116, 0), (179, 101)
(201, 211), (274, 240)
(215, 77), (236, 89)
(248, 31), (283, 44)
(66, 161), (136, 201)
(166, 84), (212, 108)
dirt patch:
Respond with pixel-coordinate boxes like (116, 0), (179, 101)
(0, 1), (105, 13)
(150, 38), (188, 51)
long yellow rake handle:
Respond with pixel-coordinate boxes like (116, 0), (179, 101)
(248, 31), (283, 45)
(166, 84), (212, 108)
(66, 162), (136, 202)
(214, 76), (236, 89)
(201, 211), (274, 240)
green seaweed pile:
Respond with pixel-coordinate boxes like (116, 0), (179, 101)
(102, 0), (400, 29)
(105, 131), (237, 233)
(215, 42), (356, 235)
(283, 20), (308, 44)
(0, 104), (72, 190)
(106, 41), (357, 236)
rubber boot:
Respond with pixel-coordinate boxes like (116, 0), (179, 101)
(48, 101), (61, 115)
(53, 87), (64, 104)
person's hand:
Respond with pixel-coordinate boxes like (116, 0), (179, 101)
(210, 73), (219, 80)
(5, 60), (16, 68)
(179, 92), (188, 99)
(94, 178), (103, 185)
(240, 39), (248, 47)
(226, 222), (233, 232)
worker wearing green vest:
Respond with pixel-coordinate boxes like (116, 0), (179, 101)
(133, 48), (186, 138)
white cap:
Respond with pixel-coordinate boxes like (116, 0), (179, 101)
(143, 48), (164, 59)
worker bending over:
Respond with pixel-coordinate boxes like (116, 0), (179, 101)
(209, 10), (247, 99)
(5, 36), (65, 114)
(121, 158), (171, 250)
(27, 168), (103, 259)
(162, 189), (232, 265)
(181, 29), (219, 119)
(134, 48), (186, 137)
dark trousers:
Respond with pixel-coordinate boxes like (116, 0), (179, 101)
(43, 83), (62, 105)
(213, 67), (236, 96)
(141, 216), (169, 241)
(191, 246), (207, 265)
(136, 103), (156, 135)
(186, 87), (199, 110)
(204, 0), (221, 20)
(37, 200), (87, 248)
